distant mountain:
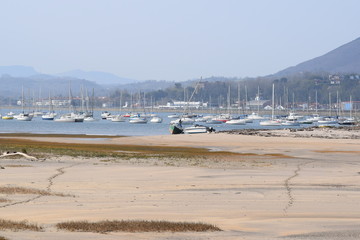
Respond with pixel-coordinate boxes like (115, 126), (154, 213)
(0, 75), (105, 98)
(0, 65), (39, 77)
(275, 37), (360, 76)
(57, 69), (137, 85)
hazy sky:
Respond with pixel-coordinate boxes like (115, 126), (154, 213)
(1, 0), (359, 81)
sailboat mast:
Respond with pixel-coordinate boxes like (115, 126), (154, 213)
(350, 95), (352, 119)
(257, 85), (260, 115)
(272, 83), (275, 120)
(227, 84), (230, 115)
(245, 85), (248, 114)
(315, 90), (318, 115)
(329, 92), (332, 116)
(237, 83), (241, 115)
(21, 86), (24, 113)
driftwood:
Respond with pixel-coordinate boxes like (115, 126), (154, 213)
(0, 151), (38, 161)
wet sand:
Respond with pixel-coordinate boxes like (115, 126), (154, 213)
(1, 130), (360, 239)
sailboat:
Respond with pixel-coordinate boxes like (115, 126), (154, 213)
(84, 88), (97, 122)
(246, 86), (265, 121)
(170, 77), (213, 134)
(111, 91), (126, 122)
(339, 95), (356, 125)
(17, 86), (33, 121)
(55, 82), (77, 122)
(42, 92), (56, 120)
(260, 83), (281, 126)
(150, 116), (163, 123)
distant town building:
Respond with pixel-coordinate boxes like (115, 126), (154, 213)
(341, 101), (360, 111)
(246, 99), (271, 110)
(158, 101), (207, 109)
(329, 74), (341, 85)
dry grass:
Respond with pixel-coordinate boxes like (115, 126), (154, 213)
(0, 133), (120, 138)
(0, 136), (236, 160)
(0, 198), (10, 203)
(0, 236), (9, 240)
(4, 165), (32, 168)
(0, 219), (42, 231)
(314, 150), (360, 154)
(56, 220), (221, 233)
(0, 134), (291, 166)
(0, 186), (71, 197)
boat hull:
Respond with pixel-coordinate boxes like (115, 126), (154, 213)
(169, 124), (183, 134)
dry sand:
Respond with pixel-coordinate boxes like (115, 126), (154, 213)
(1, 130), (360, 240)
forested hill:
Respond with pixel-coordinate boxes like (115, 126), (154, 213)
(274, 37), (360, 76)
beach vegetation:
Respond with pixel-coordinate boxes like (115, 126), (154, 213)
(0, 186), (72, 197)
(0, 134), (290, 167)
(56, 220), (221, 233)
(0, 198), (10, 203)
(0, 219), (43, 231)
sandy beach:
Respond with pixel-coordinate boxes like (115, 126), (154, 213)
(1, 129), (360, 239)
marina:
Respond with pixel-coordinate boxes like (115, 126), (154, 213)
(0, 108), (355, 136)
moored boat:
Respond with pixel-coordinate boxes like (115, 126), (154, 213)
(42, 112), (56, 120)
(111, 114), (126, 122)
(150, 116), (163, 123)
(183, 124), (215, 134)
(129, 117), (148, 124)
(54, 114), (76, 122)
(17, 113), (33, 121)
(225, 119), (246, 125)
(2, 115), (14, 120)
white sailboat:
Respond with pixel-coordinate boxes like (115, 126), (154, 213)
(111, 91), (126, 122)
(129, 116), (148, 124)
(260, 83), (281, 126)
(225, 119), (246, 125)
(54, 113), (76, 122)
(150, 116), (163, 123)
(42, 92), (56, 120)
(17, 86), (33, 121)
(339, 95), (356, 125)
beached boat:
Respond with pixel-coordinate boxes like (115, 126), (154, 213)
(183, 125), (214, 134)
(169, 123), (183, 134)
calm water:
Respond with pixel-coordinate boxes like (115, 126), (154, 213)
(0, 110), (315, 136)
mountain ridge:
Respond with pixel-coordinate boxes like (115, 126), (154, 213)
(56, 69), (136, 85)
(274, 37), (360, 76)
(0, 65), (136, 85)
